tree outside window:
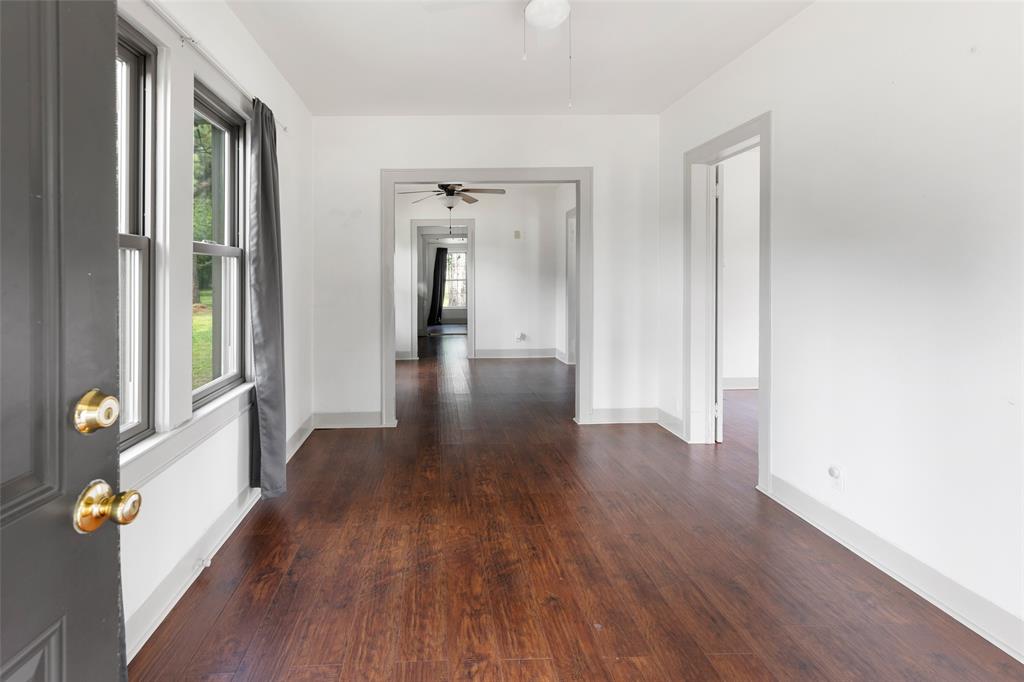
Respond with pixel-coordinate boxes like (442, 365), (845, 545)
(443, 252), (467, 307)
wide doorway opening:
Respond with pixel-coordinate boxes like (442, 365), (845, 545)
(382, 168), (593, 426)
(683, 113), (771, 489)
(714, 147), (761, 448)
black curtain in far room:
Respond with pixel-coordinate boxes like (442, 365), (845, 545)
(427, 247), (448, 326)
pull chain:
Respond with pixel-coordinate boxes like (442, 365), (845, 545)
(567, 11), (573, 109)
(522, 3), (528, 60)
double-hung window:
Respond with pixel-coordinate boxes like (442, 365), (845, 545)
(116, 21), (155, 448)
(443, 252), (467, 308)
(192, 83), (244, 406)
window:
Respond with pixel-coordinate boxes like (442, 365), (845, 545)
(116, 21), (155, 448)
(192, 83), (244, 406)
(443, 251), (467, 308)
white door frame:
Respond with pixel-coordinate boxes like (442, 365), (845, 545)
(381, 167), (592, 427)
(683, 113), (772, 491)
(564, 208), (578, 365)
(406, 219), (475, 360)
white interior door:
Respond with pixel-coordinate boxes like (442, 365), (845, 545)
(714, 164), (725, 443)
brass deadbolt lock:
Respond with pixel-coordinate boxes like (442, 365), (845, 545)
(74, 389), (119, 433)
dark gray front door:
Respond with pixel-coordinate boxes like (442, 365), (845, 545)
(1, 1), (126, 680)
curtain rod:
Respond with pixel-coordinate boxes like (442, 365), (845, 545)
(142, 0), (290, 134)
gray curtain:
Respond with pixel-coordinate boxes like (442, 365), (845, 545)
(248, 99), (287, 497)
(427, 247), (448, 327)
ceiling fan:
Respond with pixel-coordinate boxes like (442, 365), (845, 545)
(397, 183), (507, 208)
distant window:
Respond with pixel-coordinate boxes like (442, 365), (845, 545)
(116, 21), (156, 448)
(443, 252), (467, 308)
(192, 82), (244, 407)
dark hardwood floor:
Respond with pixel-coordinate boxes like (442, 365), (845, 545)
(129, 336), (1024, 681)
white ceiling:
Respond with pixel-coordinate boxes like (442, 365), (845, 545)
(226, 1), (810, 115)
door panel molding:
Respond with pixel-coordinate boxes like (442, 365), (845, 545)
(0, 0), (64, 524)
(0, 617), (65, 682)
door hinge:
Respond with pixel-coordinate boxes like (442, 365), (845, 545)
(713, 402), (722, 418)
(714, 181), (721, 198)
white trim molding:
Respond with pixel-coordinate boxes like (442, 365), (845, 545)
(576, 407), (658, 425)
(474, 348), (556, 359)
(396, 350), (418, 361)
(555, 349), (575, 365)
(285, 416), (314, 463)
(656, 409), (688, 441)
(121, 383), (254, 488)
(313, 411), (392, 429)
(766, 476), (1024, 664)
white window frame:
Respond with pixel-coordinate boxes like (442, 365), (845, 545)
(443, 250), (468, 309)
(191, 80), (246, 409)
(116, 19), (156, 449)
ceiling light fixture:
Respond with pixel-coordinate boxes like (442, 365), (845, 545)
(525, 0), (570, 30)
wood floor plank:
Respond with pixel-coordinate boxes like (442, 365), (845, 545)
(445, 521), (502, 680)
(185, 537), (300, 676)
(130, 337), (1024, 682)
(399, 517), (448, 662)
(393, 660), (450, 682)
(498, 658), (559, 682)
(706, 654), (777, 681)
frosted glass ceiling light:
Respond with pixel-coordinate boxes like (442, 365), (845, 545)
(525, 0), (570, 30)
(442, 195), (460, 209)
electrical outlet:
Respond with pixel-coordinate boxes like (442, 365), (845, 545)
(828, 465), (844, 492)
(514, 230), (522, 240)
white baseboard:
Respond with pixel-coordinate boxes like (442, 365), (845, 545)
(286, 416), (314, 463)
(396, 350), (418, 361)
(312, 411), (391, 428)
(576, 407), (659, 425)
(656, 409), (688, 441)
(723, 376), (759, 390)
(125, 486), (261, 662)
(766, 476), (1024, 664)
(473, 347), (556, 359)
(554, 349), (576, 365)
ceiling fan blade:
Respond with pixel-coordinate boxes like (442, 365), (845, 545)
(412, 194), (440, 204)
(460, 193), (479, 204)
(460, 188), (506, 194)
(396, 190), (442, 195)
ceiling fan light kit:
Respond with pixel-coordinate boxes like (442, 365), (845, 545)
(525, 0), (571, 30)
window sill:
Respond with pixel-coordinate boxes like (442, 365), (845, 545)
(121, 382), (255, 489)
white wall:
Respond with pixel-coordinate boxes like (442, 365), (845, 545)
(117, 0), (314, 659)
(657, 0), (1023, 651)
(314, 116), (659, 416)
(719, 148), (759, 386)
(396, 184), (569, 356)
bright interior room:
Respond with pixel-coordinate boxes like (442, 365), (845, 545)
(2, 1), (1023, 680)
(715, 146), (762, 453)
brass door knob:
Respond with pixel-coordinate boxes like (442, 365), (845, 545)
(73, 388), (119, 433)
(73, 480), (142, 534)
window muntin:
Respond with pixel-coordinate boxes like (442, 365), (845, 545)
(443, 251), (467, 308)
(116, 22), (155, 448)
(192, 83), (244, 407)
